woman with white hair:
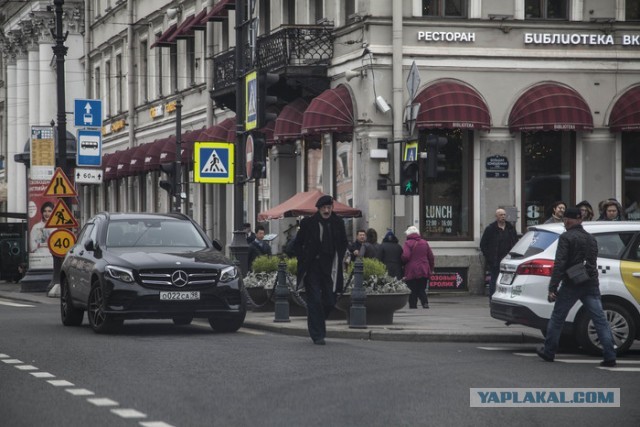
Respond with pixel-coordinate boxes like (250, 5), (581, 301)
(401, 226), (435, 309)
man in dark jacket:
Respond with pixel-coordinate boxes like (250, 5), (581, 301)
(293, 195), (348, 345)
(536, 207), (616, 367)
(480, 208), (518, 300)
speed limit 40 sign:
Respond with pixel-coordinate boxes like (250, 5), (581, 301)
(48, 229), (76, 257)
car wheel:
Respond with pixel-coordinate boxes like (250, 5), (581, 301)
(60, 278), (84, 326)
(88, 283), (123, 334)
(576, 302), (636, 356)
(172, 316), (193, 326)
(208, 312), (246, 333)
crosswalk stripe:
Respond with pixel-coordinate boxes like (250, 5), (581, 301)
(0, 299), (35, 307)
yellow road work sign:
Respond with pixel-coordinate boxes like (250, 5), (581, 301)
(45, 199), (79, 229)
(43, 167), (78, 197)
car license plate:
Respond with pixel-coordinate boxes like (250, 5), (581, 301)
(160, 291), (200, 301)
(499, 273), (514, 285)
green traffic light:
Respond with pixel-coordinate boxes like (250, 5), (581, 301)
(405, 182), (413, 192)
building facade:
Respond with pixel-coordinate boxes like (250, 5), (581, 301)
(1, 0), (640, 293)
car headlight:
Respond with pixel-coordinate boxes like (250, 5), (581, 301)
(105, 265), (135, 283)
(219, 266), (238, 283)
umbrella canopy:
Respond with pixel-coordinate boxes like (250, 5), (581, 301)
(258, 189), (362, 221)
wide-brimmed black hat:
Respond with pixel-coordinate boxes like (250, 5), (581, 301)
(315, 195), (334, 208)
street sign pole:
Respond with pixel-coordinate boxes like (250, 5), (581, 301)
(174, 99), (182, 213)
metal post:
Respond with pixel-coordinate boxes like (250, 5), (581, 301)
(230, 0), (248, 273)
(349, 258), (367, 328)
(50, 0), (69, 293)
(174, 99), (182, 212)
(274, 257), (290, 323)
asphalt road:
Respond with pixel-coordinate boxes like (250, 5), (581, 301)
(1, 300), (639, 427)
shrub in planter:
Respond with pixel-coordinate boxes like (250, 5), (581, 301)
(344, 258), (409, 294)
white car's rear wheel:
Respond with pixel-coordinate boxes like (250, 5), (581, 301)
(576, 302), (635, 355)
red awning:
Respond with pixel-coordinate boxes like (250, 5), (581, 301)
(261, 120), (276, 146)
(200, 117), (236, 143)
(166, 14), (197, 43)
(201, 0), (235, 23)
(258, 189), (362, 221)
(159, 136), (178, 165)
(609, 86), (640, 132)
(150, 24), (178, 49)
(144, 138), (170, 171)
(181, 127), (206, 163)
(274, 98), (309, 142)
(509, 83), (593, 132)
(104, 151), (123, 181)
(130, 143), (153, 174)
(116, 147), (136, 178)
(415, 80), (491, 131)
(302, 85), (353, 136)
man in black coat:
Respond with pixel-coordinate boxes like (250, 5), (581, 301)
(480, 208), (518, 300)
(293, 195), (348, 345)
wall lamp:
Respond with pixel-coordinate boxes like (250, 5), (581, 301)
(345, 69), (366, 81)
(166, 7), (182, 20)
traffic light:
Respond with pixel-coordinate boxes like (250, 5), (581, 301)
(400, 161), (419, 196)
(249, 135), (267, 180)
(258, 72), (279, 127)
(159, 161), (178, 196)
(425, 135), (448, 178)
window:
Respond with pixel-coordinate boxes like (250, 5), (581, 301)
(94, 0), (102, 18)
(525, 0), (568, 19)
(105, 60), (111, 116)
(596, 233), (635, 259)
(335, 139), (354, 237)
(305, 143), (322, 192)
(115, 53), (123, 113)
(94, 67), (101, 101)
(420, 130), (473, 239)
(156, 39), (163, 97)
(170, 44), (178, 93)
(283, 0), (296, 24)
(312, 0), (323, 24)
(186, 38), (195, 86)
(422, 0), (466, 17)
(522, 131), (574, 231)
(140, 40), (148, 103)
(259, 0), (271, 33)
(622, 133), (640, 220)
(628, 0), (640, 20)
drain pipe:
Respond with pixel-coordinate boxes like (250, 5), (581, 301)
(391, 0), (403, 231)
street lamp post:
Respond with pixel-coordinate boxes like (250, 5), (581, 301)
(174, 99), (182, 213)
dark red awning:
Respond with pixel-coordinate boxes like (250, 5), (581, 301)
(301, 85), (353, 136)
(181, 127), (206, 163)
(201, 0), (235, 23)
(261, 120), (276, 146)
(200, 117), (236, 143)
(166, 14), (197, 43)
(104, 151), (123, 181)
(116, 147), (136, 178)
(144, 138), (170, 171)
(415, 80), (491, 131)
(274, 98), (309, 142)
(130, 143), (153, 174)
(159, 136), (178, 165)
(509, 83), (593, 132)
(609, 86), (640, 132)
(150, 24), (178, 49)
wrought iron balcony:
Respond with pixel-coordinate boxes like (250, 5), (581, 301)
(211, 24), (334, 108)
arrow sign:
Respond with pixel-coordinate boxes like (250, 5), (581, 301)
(74, 98), (102, 128)
(75, 167), (103, 184)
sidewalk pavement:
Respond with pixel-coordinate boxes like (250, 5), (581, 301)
(0, 281), (543, 344)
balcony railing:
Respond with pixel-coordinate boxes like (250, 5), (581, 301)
(212, 25), (334, 93)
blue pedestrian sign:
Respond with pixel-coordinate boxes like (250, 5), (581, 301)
(74, 99), (102, 128)
(194, 142), (234, 183)
(77, 129), (102, 167)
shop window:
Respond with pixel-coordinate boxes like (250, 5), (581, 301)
(522, 131), (574, 230)
(335, 139), (354, 237)
(422, 0), (467, 17)
(622, 133), (640, 219)
(305, 142), (322, 192)
(525, 0), (568, 19)
(628, 0), (640, 21)
(420, 130), (472, 239)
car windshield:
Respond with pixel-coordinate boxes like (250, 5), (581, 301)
(106, 219), (207, 248)
(507, 229), (559, 259)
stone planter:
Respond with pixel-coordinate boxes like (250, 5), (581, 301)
(246, 287), (272, 309)
(335, 293), (409, 325)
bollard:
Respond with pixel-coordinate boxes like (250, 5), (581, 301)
(349, 258), (367, 328)
(274, 257), (290, 323)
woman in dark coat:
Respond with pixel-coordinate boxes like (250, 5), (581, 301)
(377, 230), (403, 279)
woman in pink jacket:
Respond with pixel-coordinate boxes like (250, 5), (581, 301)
(401, 226), (435, 309)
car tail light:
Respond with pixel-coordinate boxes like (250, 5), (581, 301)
(515, 259), (555, 276)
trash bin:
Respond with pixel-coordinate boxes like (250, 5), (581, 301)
(0, 222), (27, 283)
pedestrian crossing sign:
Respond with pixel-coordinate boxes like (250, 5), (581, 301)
(194, 142), (235, 183)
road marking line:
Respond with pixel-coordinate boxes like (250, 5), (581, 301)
(111, 408), (147, 419)
(87, 397), (119, 407)
(0, 354), (10, 358)
(15, 365), (38, 370)
(239, 328), (265, 335)
(598, 367), (640, 372)
(2, 359), (23, 364)
(66, 388), (95, 396)
(140, 422), (177, 427)
(30, 372), (55, 378)
(0, 299), (35, 307)
(47, 379), (74, 387)
(512, 353), (537, 357)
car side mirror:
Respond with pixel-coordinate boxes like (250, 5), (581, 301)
(211, 239), (223, 251)
(84, 239), (95, 252)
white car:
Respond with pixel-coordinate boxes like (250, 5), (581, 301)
(491, 222), (640, 355)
